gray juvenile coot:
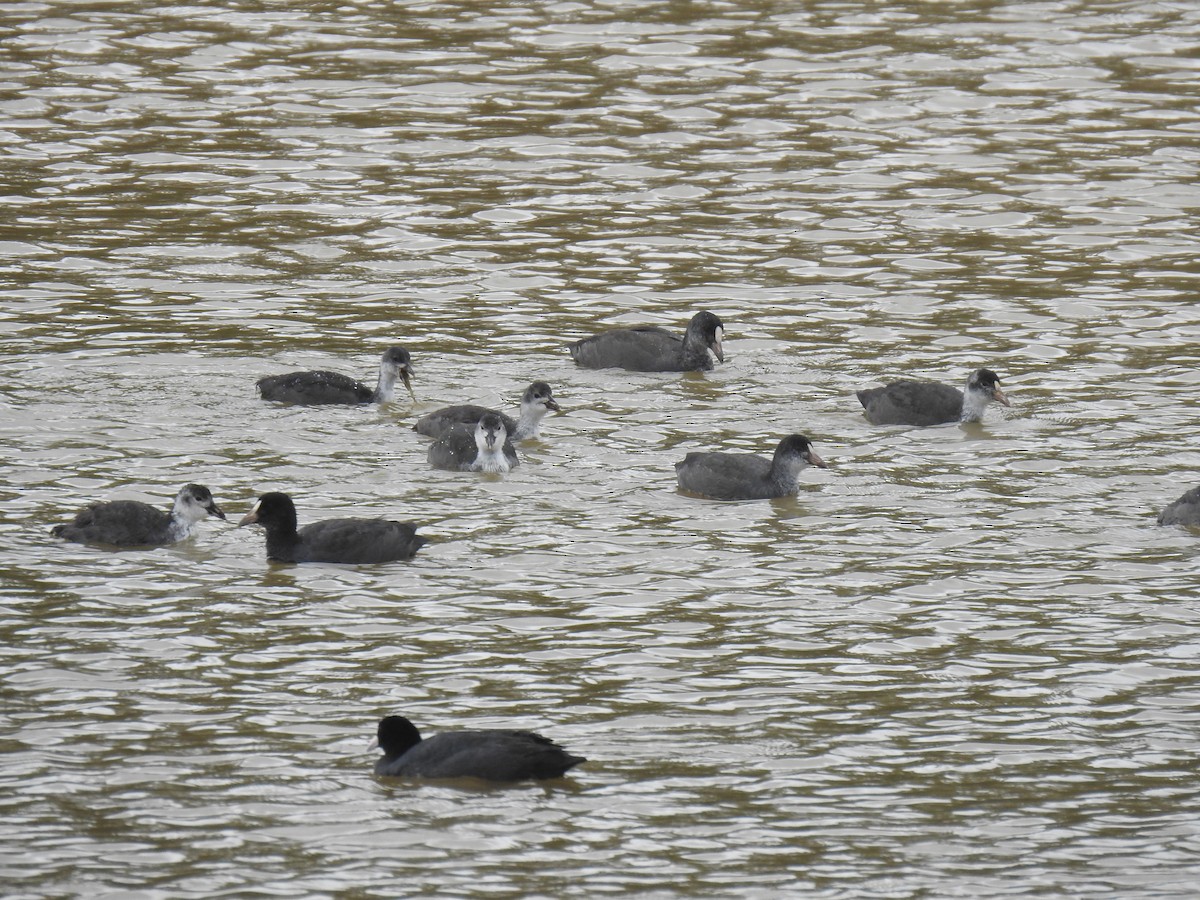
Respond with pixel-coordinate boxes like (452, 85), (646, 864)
(238, 492), (425, 564)
(427, 412), (519, 473)
(256, 346), (414, 405)
(413, 381), (560, 441)
(1158, 486), (1200, 526)
(568, 311), (725, 372)
(51, 484), (225, 546)
(372, 715), (586, 781)
(856, 368), (1011, 426)
(675, 434), (827, 501)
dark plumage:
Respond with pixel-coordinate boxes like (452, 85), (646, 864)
(1158, 486), (1200, 527)
(238, 492), (425, 564)
(414, 381), (560, 441)
(568, 311), (725, 372)
(427, 413), (519, 473)
(372, 715), (586, 782)
(256, 346), (414, 405)
(675, 434), (827, 501)
(51, 484), (225, 547)
(857, 368), (1011, 426)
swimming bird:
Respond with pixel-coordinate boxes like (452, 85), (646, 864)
(1158, 486), (1200, 527)
(238, 492), (425, 564)
(856, 368), (1011, 426)
(427, 413), (519, 473)
(675, 434), (827, 500)
(413, 381), (560, 441)
(568, 311), (725, 372)
(371, 715), (586, 781)
(51, 484), (225, 547)
(256, 346), (414, 405)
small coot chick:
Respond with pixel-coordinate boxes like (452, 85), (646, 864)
(413, 381), (560, 441)
(427, 412), (519, 473)
(857, 368), (1011, 426)
(1158, 486), (1200, 527)
(256, 346), (414, 405)
(238, 492), (425, 564)
(675, 434), (827, 501)
(51, 484), (225, 547)
(568, 311), (725, 372)
(372, 715), (586, 782)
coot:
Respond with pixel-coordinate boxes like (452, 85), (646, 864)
(857, 368), (1011, 426)
(568, 311), (725, 372)
(51, 484), (225, 547)
(371, 715), (586, 781)
(238, 492), (425, 564)
(427, 413), (519, 473)
(256, 346), (414, 405)
(414, 381), (560, 441)
(1158, 486), (1200, 527)
(676, 434), (827, 501)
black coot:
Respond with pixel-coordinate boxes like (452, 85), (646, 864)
(238, 492), (425, 563)
(857, 368), (1011, 426)
(256, 346), (414, 405)
(414, 381), (560, 441)
(372, 715), (586, 781)
(51, 484), (225, 546)
(568, 311), (725, 372)
(675, 434), (827, 500)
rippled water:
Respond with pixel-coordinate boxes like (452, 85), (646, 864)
(3, 0), (1200, 896)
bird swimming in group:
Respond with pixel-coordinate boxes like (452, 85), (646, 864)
(1158, 486), (1200, 527)
(427, 412), (519, 473)
(371, 715), (586, 782)
(256, 346), (414, 405)
(675, 434), (828, 501)
(51, 484), (225, 547)
(413, 381), (560, 441)
(568, 311), (725, 372)
(238, 491), (425, 564)
(856, 368), (1011, 426)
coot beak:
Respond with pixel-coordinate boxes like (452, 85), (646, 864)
(545, 397), (561, 412)
(805, 449), (828, 469)
(993, 388), (1012, 407)
(711, 326), (725, 363)
(207, 501), (226, 520)
(237, 508), (260, 527)
(400, 365), (415, 400)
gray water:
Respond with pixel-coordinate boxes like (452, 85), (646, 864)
(3, 1), (1200, 896)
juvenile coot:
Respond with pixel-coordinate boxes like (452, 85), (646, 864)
(857, 368), (1011, 426)
(427, 413), (519, 473)
(256, 346), (414, 405)
(238, 492), (425, 564)
(371, 715), (586, 781)
(1158, 486), (1200, 526)
(414, 381), (560, 441)
(568, 311), (725, 372)
(675, 434), (827, 501)
(51, 484), (225, 547)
